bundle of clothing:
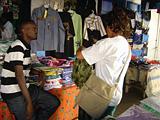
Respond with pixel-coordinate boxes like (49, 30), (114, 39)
(72, 59), (92, 88)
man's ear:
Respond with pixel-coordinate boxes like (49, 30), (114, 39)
(21, 29), (24, 32)
(21, 29), (25, 35)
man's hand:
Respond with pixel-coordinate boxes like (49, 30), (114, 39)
(37, 71), (45, 87)
(30, 68), (45, 87)
(26, 102), (33, 120)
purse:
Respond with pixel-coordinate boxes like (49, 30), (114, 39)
(76, 48), (131, 119)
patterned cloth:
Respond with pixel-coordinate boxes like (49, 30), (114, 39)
(48, 85), (79, 120)
(0, 101), (15, 120)
(0, 85), (79, 120)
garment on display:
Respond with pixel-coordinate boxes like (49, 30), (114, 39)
(83, 12), (106, 46)
(59, 11), (75, 57)
(31, 5), (65, 53)
(68, 9), (82, 54)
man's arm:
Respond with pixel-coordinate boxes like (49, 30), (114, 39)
(15, 65), (33, 120)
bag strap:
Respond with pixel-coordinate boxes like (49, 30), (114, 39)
(115, 45), (131, 84)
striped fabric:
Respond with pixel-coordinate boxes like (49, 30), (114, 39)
(0, 39), (31, 99)
(83, 15), (106, 41)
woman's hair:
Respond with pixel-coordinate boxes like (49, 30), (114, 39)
(102, 7), (132, 38)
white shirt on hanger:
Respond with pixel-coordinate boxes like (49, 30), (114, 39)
(83, 14), (106, 41)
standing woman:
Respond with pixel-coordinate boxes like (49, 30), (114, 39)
(76, 7), (132, 120)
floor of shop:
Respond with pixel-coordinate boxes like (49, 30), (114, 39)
(115, 88), (144, 117)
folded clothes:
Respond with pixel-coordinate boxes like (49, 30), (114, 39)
(132, 49), (142, 57)
(133, 33), (142, 44)
(44, 78), (62, 90)
(142, 34), (149, 43)
(45, 75), (62, 80)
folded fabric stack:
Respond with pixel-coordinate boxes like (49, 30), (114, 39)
(44, 75), (62, 90)
(60, 67), (75, 87)
(38, 56), (67, 67)
(35, 67), (63, 90)
(37, 56), (75, 86)
(140, 95), (160, 117)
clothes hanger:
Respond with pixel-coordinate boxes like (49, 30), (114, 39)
(42, 0), (50, 18)
(89, 10), (95, 18)
(43, 0), (50, 9)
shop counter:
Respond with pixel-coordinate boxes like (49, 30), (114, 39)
(49, 85), (79, 120)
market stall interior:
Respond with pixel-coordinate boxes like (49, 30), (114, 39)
(0, 0), (160, 120)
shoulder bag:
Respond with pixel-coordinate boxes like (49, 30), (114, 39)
(76, 48), (131, 118)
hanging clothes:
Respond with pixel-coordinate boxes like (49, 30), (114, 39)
(31, 0), (64, 13)
(51, 0), (64, 10)
(59, 11), (75, 57)
(68, 9), (82, 55)
(64, 0), (77, 10)
(19, 0), (31, 22)
(76, 0), (96, 21)
(83, 14), (106, 46)
(31, 6), (65, 53)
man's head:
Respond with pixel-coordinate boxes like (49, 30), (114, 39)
(102, 7), (131, 38)
(19, 20), (37, 42)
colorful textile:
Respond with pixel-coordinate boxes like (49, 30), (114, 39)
(0, 101), (15, 120)
(48, 85), (79, 120)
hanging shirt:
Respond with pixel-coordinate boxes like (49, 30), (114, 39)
(59, 12), (75, 57)
(82, 36), (131, 106)
(31, 0), (64, 13)
(52, 0), (64, 10)
(68, 10), (82, 55)
(76, 0), (96, 20)
(31, 6), (65, 53)
(83, 14), (106, 41)
(1, 21), (15, 40)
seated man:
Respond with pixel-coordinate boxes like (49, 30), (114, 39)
(0, 20), (60, 120)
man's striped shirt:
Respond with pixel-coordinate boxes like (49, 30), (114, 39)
(0, 39), (31, 100)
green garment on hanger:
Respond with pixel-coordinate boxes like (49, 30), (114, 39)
(68, 10), (82, 55)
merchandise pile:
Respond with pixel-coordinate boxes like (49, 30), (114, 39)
(130, 56), (160, 70)
(34, 56), (75, 90)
